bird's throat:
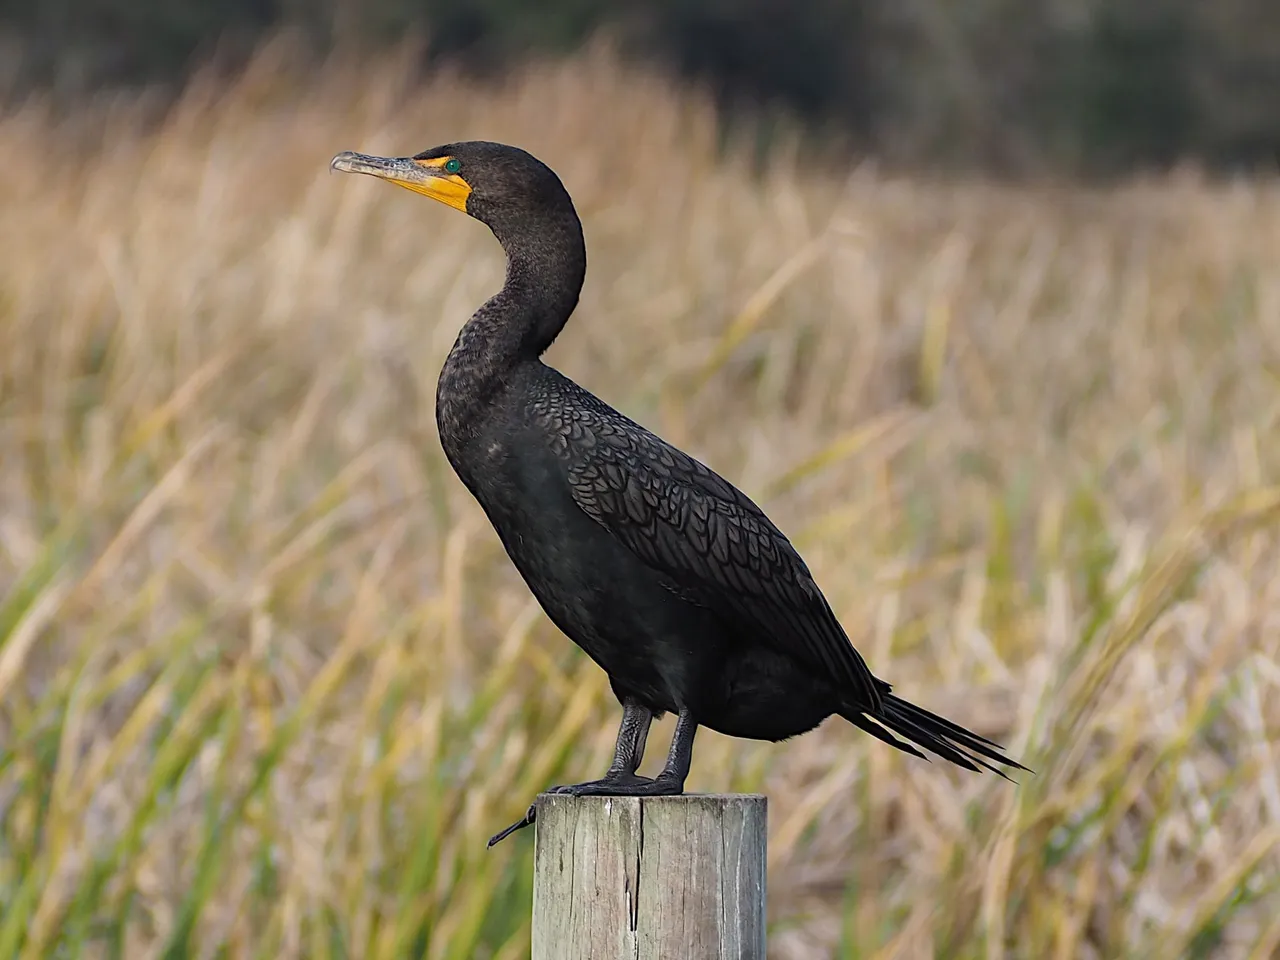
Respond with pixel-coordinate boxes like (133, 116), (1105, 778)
(434, 210), (586, 450)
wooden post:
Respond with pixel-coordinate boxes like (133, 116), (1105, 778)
(531, 793), (767, 960)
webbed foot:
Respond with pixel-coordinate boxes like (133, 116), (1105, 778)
(486, 774), (684, 847)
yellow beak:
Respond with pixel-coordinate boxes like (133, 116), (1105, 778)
(330, 151), (471, 213)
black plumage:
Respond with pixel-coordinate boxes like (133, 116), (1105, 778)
(330, 141), (1028, 846)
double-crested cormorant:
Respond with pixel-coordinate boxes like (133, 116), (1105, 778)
(330, 141), (1027, 847)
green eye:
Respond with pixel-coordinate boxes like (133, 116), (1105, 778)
(444, 158), (461, 174)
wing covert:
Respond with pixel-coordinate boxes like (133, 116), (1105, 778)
(563, 410), (882, 712)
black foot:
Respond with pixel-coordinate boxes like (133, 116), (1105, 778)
(486, 775), (685, 848)
(547, 773), (661, 796)
(487, 804), (537, 848)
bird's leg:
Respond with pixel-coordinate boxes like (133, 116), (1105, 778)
(486, 699), (655, 848)
(603, 697), (655, 779)
(651, 706), (697, 790)
(541, 706), (696, 796)
(545, 704), (699, 796)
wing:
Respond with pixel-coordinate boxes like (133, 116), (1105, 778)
(560, 402), (882, 713)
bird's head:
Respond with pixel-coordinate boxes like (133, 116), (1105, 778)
(329, 140), (574, 236)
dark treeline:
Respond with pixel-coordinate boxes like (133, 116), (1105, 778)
(1, 0), (1277, 175)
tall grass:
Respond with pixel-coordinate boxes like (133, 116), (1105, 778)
(0, 38), (1278, 959)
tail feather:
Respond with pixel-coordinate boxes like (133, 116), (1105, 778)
(845, 712), (930, 763)
(845, 692), (1031, 779)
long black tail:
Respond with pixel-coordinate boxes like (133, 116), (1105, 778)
(843, 693), (1031, 779)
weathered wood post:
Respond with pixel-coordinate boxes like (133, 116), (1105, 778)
(531, 793), (767, 959)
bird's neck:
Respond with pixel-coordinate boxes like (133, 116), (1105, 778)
(435, 212), (586, 443)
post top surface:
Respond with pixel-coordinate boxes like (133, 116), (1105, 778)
(535, 792), (766, 803)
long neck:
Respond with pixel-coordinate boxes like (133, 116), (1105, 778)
(435, 208), (586, 442)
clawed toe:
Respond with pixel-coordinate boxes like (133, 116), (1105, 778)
(486, 774), (690, 849)
(487, 803), (537, 848)
(547, 775), (655, 796)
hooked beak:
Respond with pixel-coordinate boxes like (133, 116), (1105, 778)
(330, 151), (471, 213)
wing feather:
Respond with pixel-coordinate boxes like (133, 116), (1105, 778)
(560, 404), (882, 712)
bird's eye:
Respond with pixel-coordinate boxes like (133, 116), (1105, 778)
(444, 158), (462, 174)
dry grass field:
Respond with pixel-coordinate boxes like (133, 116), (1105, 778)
(1, 39), (1279, 959)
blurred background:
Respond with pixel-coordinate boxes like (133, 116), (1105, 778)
(0, 2), (1278, 959)
(4, 0), (1280, 174)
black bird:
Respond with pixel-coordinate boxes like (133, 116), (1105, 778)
(330, 141), (1027, 846)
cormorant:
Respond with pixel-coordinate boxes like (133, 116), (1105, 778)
(330, 141), (1027, 847)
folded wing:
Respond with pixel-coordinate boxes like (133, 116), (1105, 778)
(562, 405), (882, 713)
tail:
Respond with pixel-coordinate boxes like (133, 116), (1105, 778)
(843, 691), (1031, 780)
